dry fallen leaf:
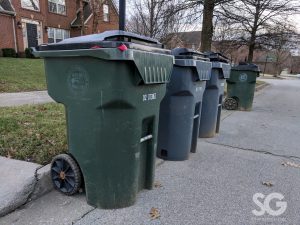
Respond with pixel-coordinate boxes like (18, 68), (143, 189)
(149, 207), (160, 220)
(6, 147), (16, 159)
(46, 139), (55, 145)
(6, 151), (12, 159)
(282, 161), (300, 169)
(154, 181), (163, 188)
(262, 181), (273, 187)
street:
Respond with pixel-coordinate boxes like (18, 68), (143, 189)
(1, 78), (300, 225)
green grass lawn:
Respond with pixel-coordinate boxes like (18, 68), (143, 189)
(0, 58), (46, 93)
(0, 103), (67, 165)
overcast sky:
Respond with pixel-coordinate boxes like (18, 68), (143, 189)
(292, 14), (300, 31)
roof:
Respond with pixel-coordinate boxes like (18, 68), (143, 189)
(0, 0), (15, 15)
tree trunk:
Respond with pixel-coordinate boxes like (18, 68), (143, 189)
(200, 0), (215, 52)
(91, 0), (102, 34)
(247, 3), (260, 63)
(149, 0), (155, 38)
(79, 0), (85, 35)
(248, 42), (255, 63)
(247, 24), (258, 63)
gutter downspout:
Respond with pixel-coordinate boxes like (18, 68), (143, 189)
(12, 16), (18, 53)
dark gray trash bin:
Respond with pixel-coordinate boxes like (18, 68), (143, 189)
(157, 48), (212, 161)
(198, 52), (231, 139)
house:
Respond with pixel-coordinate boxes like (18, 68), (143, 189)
(291, 56), (300, 74)
(165, 31), (299, 75)
(165, 31), (202, 50)
(0, 0), (16, 51)
(0, 0), (118, 56)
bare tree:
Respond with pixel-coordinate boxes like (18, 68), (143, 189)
(76, 0), (109, 35)
(161, 0), (237, 52)
(76, 0), (86, 35)
(264, 23), (298, 76)
(89, 0), (105, 33)
(220, 0), (300, 62)
(127, 0), (192, 42)
(213, 17), (245, 59)
(200, 0), (236, 52)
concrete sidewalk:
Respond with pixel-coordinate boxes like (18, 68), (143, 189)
(3, 79), (299, 225)
(0, 109), (232, 218)
(0, 158), (52, 217)
(0, 91), (53, 107)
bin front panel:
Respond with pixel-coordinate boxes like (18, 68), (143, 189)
(44, 55), (169, 209)
(190, 81), (206, 153)
(227, 70), (258, 111)
(199, 68), (226, 138)
(157, 66), (195, 161)
(157, 65), (206, 161)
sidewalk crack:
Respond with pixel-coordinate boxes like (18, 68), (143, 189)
(205, 141), (300, 162)
(71, 208), (96, 224)
(23, 165), (44, 205)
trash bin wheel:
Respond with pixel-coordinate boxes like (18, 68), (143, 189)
(51, 154), (82, 196)
(223, 97), (238, 110)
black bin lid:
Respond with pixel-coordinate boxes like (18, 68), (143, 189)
(232, 62), (260, 72)
(204, 52), (230, 63)
(36, 30), (169, 54)
(171, 48), (207, 61)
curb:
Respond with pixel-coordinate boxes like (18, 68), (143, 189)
(255, 82), (269, 92)
(30, 164), (53, 201)
(31, 157), (165, 201)
(0, 158), (53, 217)
(1, 157), (166, 217)
(0, 163), (53, 217)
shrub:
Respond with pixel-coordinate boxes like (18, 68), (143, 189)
(2, 48), (17, 58)
(25, 48), (35, 58)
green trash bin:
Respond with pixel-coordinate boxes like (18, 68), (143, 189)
(33, 31), (174, 209)
(224, 63), (260, 111)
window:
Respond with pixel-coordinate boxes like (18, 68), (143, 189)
(48, 27), (70, 43)
(103, 4), (109, 22)
(48, 0), (66, 15)
(21, 0), (40, 11)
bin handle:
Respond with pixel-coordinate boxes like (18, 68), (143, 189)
(140, 134), (153, 143)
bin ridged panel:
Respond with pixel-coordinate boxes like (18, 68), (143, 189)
(196, 61), (212, 81)
(134, 51), (173, 84)
(222, 63), (231, 79)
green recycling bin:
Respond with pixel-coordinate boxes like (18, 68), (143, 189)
(33, 31), (174, 209)
(224, 63), (260, 111)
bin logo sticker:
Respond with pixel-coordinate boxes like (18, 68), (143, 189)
(68, 66), (89, 94)
(239, 73), (248, 82)
(143, 93), (157, 102)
